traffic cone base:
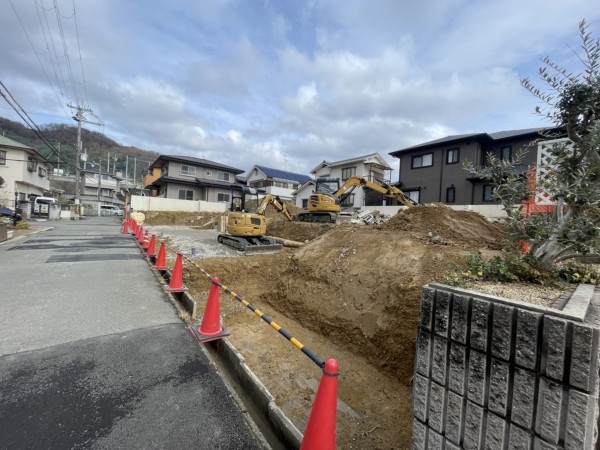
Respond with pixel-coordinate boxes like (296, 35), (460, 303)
(189, 325), (229, 343)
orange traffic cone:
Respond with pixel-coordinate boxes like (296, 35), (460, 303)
(146, 234), (157, 257)
(121, 220), (129, 234)
(155, 241), (167, 270)
(190, 277), (229, 343)
(300, 358), (339, 450)
(163, 253), (187, 292)
(142, 231), (150, 250)
(137, 227), (145, 245)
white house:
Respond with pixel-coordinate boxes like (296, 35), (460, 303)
(291, 180), (315, 209)
(0, 135), (52, 211)
(245, 165), (312, 201)
(295, 153), (393, 209)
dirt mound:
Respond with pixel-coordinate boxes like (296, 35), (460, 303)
(381, 204), (507, 249)
(266, 221), (335, 242)
(261, 226), (469, 384)
(144, 211), (222, 228)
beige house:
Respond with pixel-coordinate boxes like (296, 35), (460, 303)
(294, 152), (393, 209)
(0, 135), (52, 210)
(144, 155), (244, 203)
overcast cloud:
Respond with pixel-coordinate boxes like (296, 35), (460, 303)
(1, 0), (598, 179)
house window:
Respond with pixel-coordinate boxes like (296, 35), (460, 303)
(180, 165), (196, 176)
(0, 151), (6, 165)
(217, 193), (230, 202)
(446, 187), (456, 203)
(218, 171), (230, 181)
(178, 189), (194, 200)
(340, 194), (355, 207)
(446, 148), (459, 164)
(38, 167), (47, 178)
(27, 157), (37, 172)
(404, 189), (420, 203)
(483, 185), (494, 202)
(412, 153), (433, 169)
(500, 146), (512, 161)
(302, 199), (308, 208)
(206, 170), (212, 176)
(341, 167), (356, 180)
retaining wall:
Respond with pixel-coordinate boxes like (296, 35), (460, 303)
(412, 283), (600, 449)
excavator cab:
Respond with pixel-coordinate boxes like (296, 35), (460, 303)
(225, 186), (266, 238)
(217, 186), (283, 253)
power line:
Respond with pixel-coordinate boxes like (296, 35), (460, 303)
(0, 80), (66, 164)
(9, 0), (70, 119)
(72, 0), (89, 106)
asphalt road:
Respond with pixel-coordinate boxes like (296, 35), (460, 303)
(0, 217), (265, 449)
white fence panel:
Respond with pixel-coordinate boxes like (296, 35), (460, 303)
(130, 195), (227, 213)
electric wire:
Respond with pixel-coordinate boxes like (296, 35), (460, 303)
(9, 0), (70, 119)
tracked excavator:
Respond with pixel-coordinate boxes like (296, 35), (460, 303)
(217, 186), (293, 254)
(296, 176), (415, 223)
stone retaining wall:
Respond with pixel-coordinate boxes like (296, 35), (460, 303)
(412, 283), (600, 449)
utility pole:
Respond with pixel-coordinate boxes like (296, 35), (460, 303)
(68, 102), (102, 217)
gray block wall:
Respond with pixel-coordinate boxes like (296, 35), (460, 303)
(412, 283), (600, 450)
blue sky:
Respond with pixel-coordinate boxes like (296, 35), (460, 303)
(1, 0), (599, 179)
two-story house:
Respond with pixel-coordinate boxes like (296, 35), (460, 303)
(144, 155), (244, 203)
(245, 165), (311, 201)
(0, 135), (52, 211)
(388, 128), (559, 205)
(294, 152), (393, 209)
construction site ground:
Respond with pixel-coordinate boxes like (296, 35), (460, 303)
(142, 206), (553, 449)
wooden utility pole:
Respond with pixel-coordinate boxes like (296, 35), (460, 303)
(67, 102), (102, 217)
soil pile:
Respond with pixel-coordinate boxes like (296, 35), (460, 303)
(381, 204), (507, 250)
(144, 211), (222, 228)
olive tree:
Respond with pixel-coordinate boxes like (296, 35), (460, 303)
(467, 20), (600, 268)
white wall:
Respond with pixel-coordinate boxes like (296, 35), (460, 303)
(131, 195), (227, 213)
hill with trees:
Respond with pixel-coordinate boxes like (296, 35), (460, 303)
(0, 116), (159, 179)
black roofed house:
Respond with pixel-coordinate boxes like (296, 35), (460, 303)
(388, 128), (562, 206)
(245, 165), (312, 201)
(144, 155), (245, 203)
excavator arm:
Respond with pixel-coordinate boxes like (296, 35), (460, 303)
(257, 194), (294, 221)
(333, 176), (415, 207)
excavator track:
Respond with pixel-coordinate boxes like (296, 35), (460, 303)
(296, 212), (337, 223)
(218, 234), (283, 255)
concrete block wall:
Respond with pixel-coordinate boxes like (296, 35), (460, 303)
(412, 283), (600, 449)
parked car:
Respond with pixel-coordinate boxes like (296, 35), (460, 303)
(0, 207), (22, 222)
(100, 205), (124, 216)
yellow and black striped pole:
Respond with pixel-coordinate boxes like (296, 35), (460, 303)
(162, 243), (326, 369)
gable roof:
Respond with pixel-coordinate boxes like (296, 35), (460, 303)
(252, 165), (311, 184)
(0, 135), (52, 163)
(150, 154), (244, 174)
(389, 128), (551, 157)
(0, 135), (32, 150)
(310, 152), (391, 173)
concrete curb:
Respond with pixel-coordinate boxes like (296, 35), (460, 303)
(137, 235), (303, 449)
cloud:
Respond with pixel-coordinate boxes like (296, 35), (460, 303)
(1, 0), (599, 181)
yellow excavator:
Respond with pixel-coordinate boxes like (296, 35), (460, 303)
(296, 176), (415, 223)
(218, 186), (293, 254)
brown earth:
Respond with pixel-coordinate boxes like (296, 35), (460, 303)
(147, 204), (509, 449)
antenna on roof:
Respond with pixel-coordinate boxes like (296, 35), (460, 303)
(283, 155), (288, 171)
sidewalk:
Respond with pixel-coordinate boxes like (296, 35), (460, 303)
(0, 217), (266, 449)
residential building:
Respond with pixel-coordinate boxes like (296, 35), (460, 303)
(245, 165), (311, 201)
(388, 128), (559, 205)
(0, 135), (52, 210)
(299, 152), (393, 209)
(291, 181), (315, 209)
(144, 155), (244, 203)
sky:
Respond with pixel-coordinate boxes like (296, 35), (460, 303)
(1, 0), (599, 180)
